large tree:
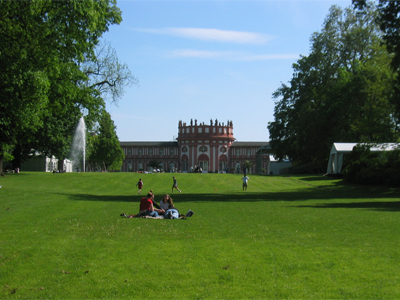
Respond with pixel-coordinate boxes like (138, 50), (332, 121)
(0, 0), (128, 175)
(354, 0), (400, 134)
(268, 4), (397, 165)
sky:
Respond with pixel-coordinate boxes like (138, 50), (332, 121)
(102, 0), (351, 142)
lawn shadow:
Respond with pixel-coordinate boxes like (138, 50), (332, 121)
(56, 185), (400, 205)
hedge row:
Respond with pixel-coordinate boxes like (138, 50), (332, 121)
(343, 145), (400, 186)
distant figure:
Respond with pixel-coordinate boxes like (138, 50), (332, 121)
(241, 174), (249, 191)
(172, 176), (181, 193)
(136, 178), (143, 194)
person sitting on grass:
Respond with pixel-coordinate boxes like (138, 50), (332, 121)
(149, 190), (163, 210)
(160, 194), (175, 211)
(139, 192), (164, 217)
(159, 194), (179, 218)
(159, 194), (194, 219)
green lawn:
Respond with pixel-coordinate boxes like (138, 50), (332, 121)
(1, 172), (399, 299)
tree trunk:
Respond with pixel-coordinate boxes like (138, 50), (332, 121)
(0, 151), (5, 177)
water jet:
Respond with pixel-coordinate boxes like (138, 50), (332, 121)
(70, 116), (86, 172)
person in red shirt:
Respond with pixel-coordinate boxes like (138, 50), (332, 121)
(136, 179), (143, 194)
(139, 193), (164, 217)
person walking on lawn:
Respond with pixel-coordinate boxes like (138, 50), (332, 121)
(172, 176), (181, 193)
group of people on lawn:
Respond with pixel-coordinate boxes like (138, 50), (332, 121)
(124, 173), (249, 219)
(139, 192), (182, 218)
(123, 176), (191, 219)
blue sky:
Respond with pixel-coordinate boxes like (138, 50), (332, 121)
(102, 0), (350, 142)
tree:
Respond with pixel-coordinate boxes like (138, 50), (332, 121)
(0, 0), (127, 175)
(268, 4), (397, 166)
(243, 160), (253, 174)
(353, 0), (400, 135)
(148, 160), (162, 171)
(87, 110), (125, 171)
(82, 41), (138, 103)
(11, 41), (137, 171)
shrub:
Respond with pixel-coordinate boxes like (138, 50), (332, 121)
(344, 145), (400, 186)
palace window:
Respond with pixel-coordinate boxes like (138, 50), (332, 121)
(149, 148), (153, 156)
(138, 148), (143, 156)
(236, 149), (240, 156)
(205, 127), (209, 133)
(170, 148), (174, 156)
(159, 148), (164, 156)
(127, 148), (132, 156)
(219, 128), (222, 133)
(199, 146), (207, 153)
(247, 149), (251, 156)
(198, 128), (202, 133)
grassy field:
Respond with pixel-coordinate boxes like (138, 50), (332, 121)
(0, 172), (399, 299)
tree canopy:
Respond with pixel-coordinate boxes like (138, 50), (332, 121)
(268, 4), (398, 166)
(353, 0), (400, 131)
(87, 110), (125, 171)
(0, 0), (134, 175)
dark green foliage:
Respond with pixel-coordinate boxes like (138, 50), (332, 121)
(268, 4), (398, 166)
(353, 0), (400, 134)
(148, 160), (162, 170)
(0, 0), (132, 175)
(87, 110), (125, 171)
(344, 145), (400, 186)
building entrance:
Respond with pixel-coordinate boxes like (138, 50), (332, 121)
(199, 161), (208, 172)
(219, 161), (227, 173)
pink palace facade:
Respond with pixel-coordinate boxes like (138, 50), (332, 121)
(120, 119), (271, 174)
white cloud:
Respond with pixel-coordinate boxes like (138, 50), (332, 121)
(170, 49), (299, 61)
(136, 27), (272, 44)
(171, 49), (232, 58)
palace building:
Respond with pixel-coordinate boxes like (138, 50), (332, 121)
(120, 119), (275, 174)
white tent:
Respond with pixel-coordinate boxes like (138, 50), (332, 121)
(268, 155), (292, 174)
(326, 143), (399, 174)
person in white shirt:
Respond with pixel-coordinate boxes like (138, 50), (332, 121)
(160, 194), (175, 211)
(241, 175), (249, 191)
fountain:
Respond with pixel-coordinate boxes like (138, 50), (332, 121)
(70, 116), (86, 172)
